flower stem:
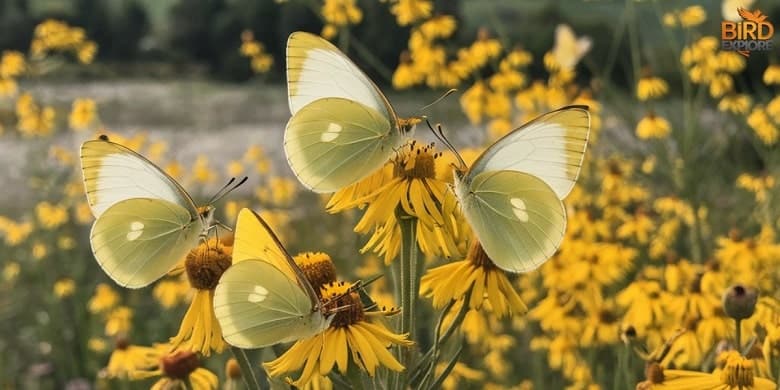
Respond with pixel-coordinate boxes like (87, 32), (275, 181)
(230, 346), (264, 390)
(735, 318), (742, 351)
(396, 213), (419, 389)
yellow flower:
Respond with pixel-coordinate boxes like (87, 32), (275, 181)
(636, 113), (671, 139)
(638, 352), (775, 389)
(170, 238), (231, 356)
(419, 15), (456, 39)
(133, 349), (218, 390)
(763, 64), (780, 85)
(35, 201), (69, 229)
(678, 5), (706, 28)
(327, 141), (462, 263)
(460, 81), (488, 124)
(68, 98), (97, 131)
(617, 279), (668, 332)
(321, 24), (339, 40)
(192, 155), (216, 184)
(88, 283), (120, 314)
(105, 340), (160, 378)
(2, 262), (20, 282)
(0, 78), (17, 97)
(637, 76), (669, 101)
(719, 94), (752, 114)
(53, 278), (76, 298)
(264, 282), (413, 387)
(421, 240), (527, 318)
(153, 278), (190, 309)
(737, 173), (775, 203)
(710, 74), (734, 98)
(393, 51), (423, 90)
(663, 12), (678, 27)
(0, 51), (25, 78)
(251, 54), (274, 73)
(322, 0), (363, 27)
(580, 301), (620, 347)
(717, 52), (746, 74)
(470, 28), (502, 63)
(390, 0), (432, 26)
(32, 242), (48, 260)
(747, 106), (778, 146)
(77, 41), (97, 64)
(105, 306), (133, 337)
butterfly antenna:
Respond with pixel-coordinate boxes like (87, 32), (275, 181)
(208, 176), (248, 205)
(426, 119), (467, 171)
(416, 88), (457, 116)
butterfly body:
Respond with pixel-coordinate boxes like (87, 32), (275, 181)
(453, 106), (591, 273)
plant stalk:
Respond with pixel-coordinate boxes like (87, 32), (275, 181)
(231, 346), (264, 390)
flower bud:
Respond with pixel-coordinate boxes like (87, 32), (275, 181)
(722, 284), (758, 320)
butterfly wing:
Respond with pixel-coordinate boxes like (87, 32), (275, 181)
(286, 31), (395, 120)
(217, 208), (331, 348)
(80, 139), (198, 218)
(553, 24), (592, 69)
(90, 198), (203, 288)
(232, 208), (320, 307)
(467, 105), (590, 200)
(214, 260), (329, 348)
(456, 171), (566, 273)
(284, 97), (403, 193)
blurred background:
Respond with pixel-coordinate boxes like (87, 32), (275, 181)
(2, 0), (780, 389)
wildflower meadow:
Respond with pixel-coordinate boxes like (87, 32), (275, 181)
(2, 1), (780, 389)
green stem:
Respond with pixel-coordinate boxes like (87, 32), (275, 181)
(399, 214), (418, 375)
(736, 318), (742, 351)
(230, 346), (264, 390)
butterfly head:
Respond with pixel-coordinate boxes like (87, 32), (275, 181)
(398, 117), (421, 135)
(197, 205), (216, 225)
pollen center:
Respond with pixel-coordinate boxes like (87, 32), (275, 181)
(393, 141), (438, 180)
(126, 221), (144, 241)
(248, 285), (269, 303)
(510, 198), (529, 222)
(321, 123), (342, 142)
(184, 239), (232, 290)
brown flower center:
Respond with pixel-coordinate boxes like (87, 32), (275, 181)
(161, 350), (199, 380)
(185, 241), (232, 290)
(393, 141), (438, 180)
(294, 252), (337, 296)
(467, 241), (497, 271)
(321, 282), (365, 328)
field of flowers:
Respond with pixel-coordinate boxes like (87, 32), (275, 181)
(1, 1), (780, 389)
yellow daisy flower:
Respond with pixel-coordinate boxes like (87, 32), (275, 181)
(420, 239), (528, 318)
(390, 0), (432, 26)
(637, 76), (669, 101)
(763, 64), (780, 85)
(88, 283), (120, 314)
(264, 281), (414, 387)
(53, 278), (76, 298)
(636, 113), (672, 140)
(327, 141), (463, 263)
(68, 98), (97, 131)
(105, 339), (160, 379)
(169, 237), (231, 356)
(638, 352), (775, 389)
(133, 349), (219, 390)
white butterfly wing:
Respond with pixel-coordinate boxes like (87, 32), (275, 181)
(286, 31), (395, 120)
(467, 105), (590, 200)
(80, 139), (198, 218)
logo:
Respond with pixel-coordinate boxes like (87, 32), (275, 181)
(721, 8), (774, 57)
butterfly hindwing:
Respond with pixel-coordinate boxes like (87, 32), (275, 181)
(284, 97), (402, 193)
(214, 260), (323, 348)
(214, 208), (330, 348)
(458, 170), (566, 273)
(468, 105), (590, 200)
(90, 198), (203, 288)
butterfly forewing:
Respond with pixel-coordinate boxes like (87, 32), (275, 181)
(80, 139), (198, 218)
(90, 198), (203, 288)
(286, 31), (395, 120)
(467, 105), (590, 200)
